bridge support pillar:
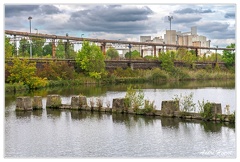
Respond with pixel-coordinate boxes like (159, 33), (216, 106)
(52, 39), (56, 58)
(101, 43), (106, 55)
(158, 48), (161, 55)
(153, 46), (156, 57)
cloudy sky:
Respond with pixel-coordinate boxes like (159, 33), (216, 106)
(4, 3), (236, 48)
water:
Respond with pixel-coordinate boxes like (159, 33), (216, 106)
(4, 81), (236, 158)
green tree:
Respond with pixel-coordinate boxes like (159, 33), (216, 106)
(18, 38), (29, 57)
(159, 51), (174, 72)
(222, 43), (235, 68)
(56, 40), (65, 58)
(182, 51), (197, 66)
(32, 38), (45, 57)
(5, 36), (13, 58)
(125, 50), (141, 59)
(76, 41), (106, 79)
(6, 58), (47, 89)
(106, 47), (119, 60)
(42, 42), (52, 56)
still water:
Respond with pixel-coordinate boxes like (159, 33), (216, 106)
(5, 80), (236, 158)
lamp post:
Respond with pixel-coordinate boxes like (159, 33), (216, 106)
(81, 34), (84, 38)
(34, 28), (38, 34)
(168, 16), (173, 46)
(28, 16), (32, 58)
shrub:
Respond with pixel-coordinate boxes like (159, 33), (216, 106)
(173, 92), (196, 113)
(124, 85), (144, 111)
(6, 58), (47, 89)
(199, 102), (213, 120)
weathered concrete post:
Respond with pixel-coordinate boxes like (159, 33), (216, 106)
(32, 96), (43, 110)
(112, 98), (125, 113)
(79, 96), (87, 110)
(71, 96), (80, 110)
(161, 100), (179, 117)
(46, 95), (62, 108)
(16, 96), (32, 111)
(211, 103), (222, 115)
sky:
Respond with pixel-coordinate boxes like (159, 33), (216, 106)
(4, 2), (236, 48)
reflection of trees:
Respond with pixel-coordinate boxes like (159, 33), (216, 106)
(200, 122), (222, 132)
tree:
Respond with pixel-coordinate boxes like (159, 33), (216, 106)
(125, 50), (141, 59)
(32, 38), (45, 57)
(5, 36), (13, 58)
(6, 58), (47, 89)
(18, 38), (29, 57)
(159, 51), (174, 72)
(106, 47), (119, 60)
(76, 41), (105, 79)
(222, 43), (235, 68)
(42, 42), (52, 56)
(56, 40), (65, 58)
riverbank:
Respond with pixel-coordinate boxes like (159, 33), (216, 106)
(5, 67), (235, 93)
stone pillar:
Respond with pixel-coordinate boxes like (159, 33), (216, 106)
(153, 45), (156, 57)
(161, 100), (179, 116)
(112, 98), (125, 113)
(71, 96), (80, 109)
(79, 96), (87, 108)
(16, 96), (32, 111)
(46, 95), (62, 108)
(32, 96), (43, 110)
(211, 103), (222, 115)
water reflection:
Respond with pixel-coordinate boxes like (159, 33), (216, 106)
(15, 111), (32, 118)
(32, 110), (43, 117)
(160, 117), (180, 128)
(46, 108), (62, 118)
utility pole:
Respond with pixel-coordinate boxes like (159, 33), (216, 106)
(28, 16), (32, 58)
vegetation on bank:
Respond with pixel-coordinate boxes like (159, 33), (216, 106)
(5, 39), (235, 92)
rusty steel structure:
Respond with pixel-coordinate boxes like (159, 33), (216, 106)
(5, 30), (235, 58)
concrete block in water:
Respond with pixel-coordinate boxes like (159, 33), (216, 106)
(46, 95), (62, 108)
(71, 96), (80, 109)
(211, 103), (222, 115)
(112, 98), (125, 109)
(16, 96), (32, 111)
(32, 96), (43, 110)
(161, 100), (179, 116)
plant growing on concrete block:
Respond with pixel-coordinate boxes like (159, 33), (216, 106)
(143, 100), (156, 113)
(173, 92), (196, 114)
(124, 85), (144, 111)
(96, 98), (103, 108)
(199, 102), (213, 121)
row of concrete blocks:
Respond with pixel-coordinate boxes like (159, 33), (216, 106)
(15, 95), (225, 120)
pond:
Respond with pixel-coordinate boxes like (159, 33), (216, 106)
(5, 80), (236, 158)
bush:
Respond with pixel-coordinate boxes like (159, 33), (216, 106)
(124, 85), (144, 111)
(173, 92), (196, 113)
(6, 58), (47, 89)
(199, 102), (213, 120)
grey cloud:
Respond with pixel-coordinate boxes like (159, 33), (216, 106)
(171, 15), (202, 24)
(197, 22), (234, 39)
(224, 13), (235, 19)
(39, 5), (62, 15)
(5, 5), (39, 17)
(174, 8), (214, 14)
(67, 5), (155, 34)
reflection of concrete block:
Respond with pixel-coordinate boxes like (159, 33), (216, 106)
(16, 96), (32, 111)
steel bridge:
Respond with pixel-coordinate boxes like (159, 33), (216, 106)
(5, 30), (235, 58)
